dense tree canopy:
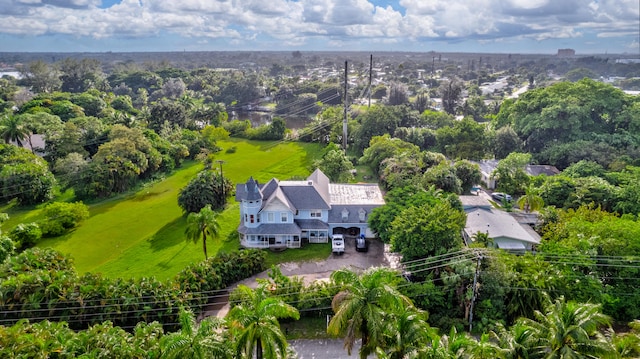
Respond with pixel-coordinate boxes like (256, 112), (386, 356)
(494, 79), (640, 169)
(390, 200), (466, 262)
(0, 143), (56, 204)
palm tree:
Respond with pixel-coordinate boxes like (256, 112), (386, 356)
(327, 267), (412, 359)
(494, 322), (537, 359)
(519, 297), (615, 358)
(421, 326), (476, 359)
(517, 184), (544, 213)
(227, 284), (299, 359)
(160, 308), (232, 359)
(0, 115), (30, 148)
(185, 205), (220, 259)
(467, 332), (505, 359)
(378, 304), (434, 359)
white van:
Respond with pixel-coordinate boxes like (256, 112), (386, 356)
(332, 234), (345, 255)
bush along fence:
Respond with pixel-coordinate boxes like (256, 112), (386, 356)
(0, 247), (266, 331)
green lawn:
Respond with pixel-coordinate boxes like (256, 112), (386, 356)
(8, 139), (324, 281)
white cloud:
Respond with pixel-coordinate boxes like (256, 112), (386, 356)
(0, 0), (637, 51)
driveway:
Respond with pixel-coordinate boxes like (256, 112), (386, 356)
(203, 238), (390, 319)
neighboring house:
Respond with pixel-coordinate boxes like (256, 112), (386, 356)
(475, 159), (560, 190)
(10, 133), (45, 156)
(235, 169), (385, 249)
(460, 195), (540, 252)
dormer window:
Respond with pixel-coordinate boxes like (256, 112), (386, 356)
(341, 208), (349, 222)
(310, 210), (322, 218)
(359, 208), (366, 222)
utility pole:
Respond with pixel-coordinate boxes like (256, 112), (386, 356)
(368, 54), (373, 108)
(468, 252), (482, 332)
(216, 159), (225, 201)
(343, 60), (348, 151)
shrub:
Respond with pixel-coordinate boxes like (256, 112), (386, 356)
(39, 201), (90, 237)
(9, 222), (42, 249)
(175, 249), (266, 306)
(0, 236), (15, 264)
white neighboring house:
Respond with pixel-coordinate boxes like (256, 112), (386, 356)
(235, 169), (385, 249)
(10, 134), (45, 156)
(460, 195), (540, 252)
(475, 159), (560, 190)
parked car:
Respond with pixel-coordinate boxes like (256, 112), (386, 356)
(356, 234), (369, 252)
(332, 234), (345, 255)
(491, 192), (512, 202)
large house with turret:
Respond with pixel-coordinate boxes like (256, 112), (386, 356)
(235, 169), (385, 249)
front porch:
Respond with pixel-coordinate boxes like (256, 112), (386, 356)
(240, 234), (301, 249)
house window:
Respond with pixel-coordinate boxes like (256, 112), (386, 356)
(268, 212), (274, 222)
(281, 212), (288, 222)
(244, 214), (248, 222)
(310, 210), (322, 218)
(359, 208), (366, 222)
(250, 214), (254, 223)
(341, 208), (349, 222)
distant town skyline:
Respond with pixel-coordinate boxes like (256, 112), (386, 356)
(0, 0), (638, 55)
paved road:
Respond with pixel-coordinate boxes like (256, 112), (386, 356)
(290, 339), (372, 359)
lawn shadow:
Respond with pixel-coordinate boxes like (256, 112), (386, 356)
(37, 231), (74, 249)
(148, 215), (187, 252)
(156, 243), (189, 270)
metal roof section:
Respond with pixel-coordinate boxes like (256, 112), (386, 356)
(459, 195), (492, 210)
(329, 184), (385, 205)
(465, 207), (540, 245)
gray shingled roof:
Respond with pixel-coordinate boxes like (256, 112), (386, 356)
(308, 168), (331, 205)
(260, 178), (279, 201)
(238, 223), (302, 235)
(295, 219), (329, 230)
(235, 177), (263, 201)
(265, 187), (297, 211)
(328, 205), (379, 225)
(279, 184), (331, 210)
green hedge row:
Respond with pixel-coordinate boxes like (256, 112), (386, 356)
(0, 248), (266, 330)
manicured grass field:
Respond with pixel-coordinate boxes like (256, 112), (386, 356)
(8, 139), (325, 281)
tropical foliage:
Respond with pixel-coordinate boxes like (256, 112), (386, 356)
(228, 284), (299, 359)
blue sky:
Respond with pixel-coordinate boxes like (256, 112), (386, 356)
(0, 0), (637, 54)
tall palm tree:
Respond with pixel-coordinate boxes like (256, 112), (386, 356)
(160, 308), (232, 359)
(517, 184), (544, 213)
(227, 284), (299, 359)
(327, 267), (412, 359)
(0, 115), (30, 148)
(519, 297), (615, 358)
(185, 205), (220, 259)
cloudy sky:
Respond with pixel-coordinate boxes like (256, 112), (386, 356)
(0, 0), (638, 54)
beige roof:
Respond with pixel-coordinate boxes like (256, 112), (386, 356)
(329, 184), (385, 205)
